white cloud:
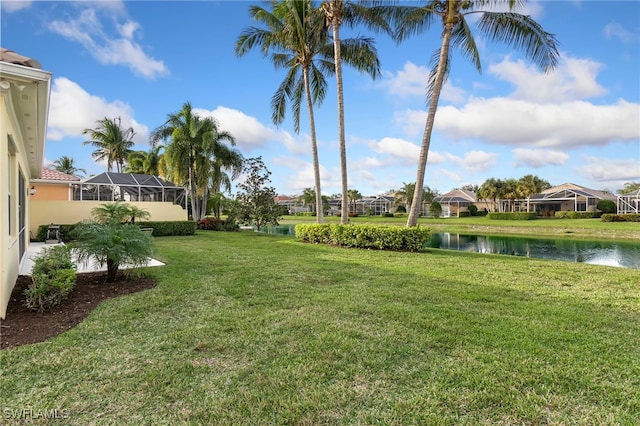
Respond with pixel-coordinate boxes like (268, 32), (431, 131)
(271, 156), (337, 194)
(489, 55), (607, 102)
(433, 98), (639, 149)
(194, 106), (307, 156)
(513, 148), (569, 168)
(0, 1), (31, 13)
(48, 7), (167, 79)
(383, 62), (466, 103)
(604, 22), (638, 44)
(369, 137), (446, 165)
(47, 77), (148, 144)
(445, 150), (498, 172)
(579, 156), (640, 182)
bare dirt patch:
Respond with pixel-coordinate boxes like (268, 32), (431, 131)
(0, 272), (155, 350)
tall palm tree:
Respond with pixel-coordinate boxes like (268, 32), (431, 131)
(151, 102), (237, 221)
(321, 0), (389, 224)
(298, 187), (317, 213)
(517, 174), (550, 212)
(52, 156), (86, 178)
(237, 0), (333, 224)
(347, 188), (362, 214)
(389, 0), (559, 226)
(83, 117), (135, 173)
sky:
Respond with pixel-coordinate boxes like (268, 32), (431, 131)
(1, 0), (639, 197)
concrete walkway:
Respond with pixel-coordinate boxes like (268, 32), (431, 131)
(20, 242), (165, 276)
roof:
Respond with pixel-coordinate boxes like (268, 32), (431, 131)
(0, 48), (42, 69)
(37, 168), (81, 182)
(83, 172), (181, 188)
(435, 189), (477, 203)
(532, 183), (616, 201)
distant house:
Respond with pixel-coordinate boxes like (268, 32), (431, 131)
(434, 189), (491, 217)
(29, 172), (188, 238)
(527, 183), (617, 216)
(30, 168), (81, 201)
(1, 48), (52, 318)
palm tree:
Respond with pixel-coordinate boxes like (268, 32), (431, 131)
(347, 188), (362, 214)
(389, 0), (559, 226)
(151, 102), (237, 221)
(125, 145), (164, 175)
(53, 156), (86, 178)
(298, 187), (317, 213)
(517, 174), (550, 212)
(83, 117), (135, 173)
(236, 1), (333, 224)
(321, 0), (389, 224)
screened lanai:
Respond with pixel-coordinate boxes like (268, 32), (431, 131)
(618, 189), (640, 214)
(72, 172), (186, 208)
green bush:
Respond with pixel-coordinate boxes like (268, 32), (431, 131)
(601, 213), (640, 222)
(295, 223), (430, 252)
(597, 199), (617, 214)
(429, 202), (442, 218)
(393, 213), (408, 218)
(487, 212), (537, 220)
(396, 205), (407, 213)
(197, 217), (239, 231)
(554, 211), (601, 219)
(458, 211), (471, 218)
(294, 212), (315, 217)
(24, 245), (76, 312)
(35, 223), (80, 242)
(468, 204), (478, 216)
(142, 221), (197, 236)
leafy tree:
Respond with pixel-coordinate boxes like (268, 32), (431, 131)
(235, 157), (281, 231)
(389, 0), (559, 226)
(83, 117), (135, 173)
(429, 200), (442, 218)
(321, 0), (387, 224)
(53, 156), (86, 178)
(72, 202), (154, 282)
(236, 0), (331, 224)
(347, 188), (362, 214)
(298, 187), (318, 213)
(395, 182), (438, 213)
(460, 184), (479, 192)
(619, 182), (640, 195)
(517, 174), (550, 211)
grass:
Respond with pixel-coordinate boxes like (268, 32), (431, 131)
(2, 231), (639, 424)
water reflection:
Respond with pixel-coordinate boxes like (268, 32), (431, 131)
(252, 226), (640, 270)
(428, 233), (640, 269)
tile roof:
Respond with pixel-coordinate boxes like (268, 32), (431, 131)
(0, 48), (42, 69)
(39, 168), (81, 182)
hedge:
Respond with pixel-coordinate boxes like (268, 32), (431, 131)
(295, 223), (430, 252)
(554, 211), (602, 219)
(601, 213), (640, 222)
(35, 220), (196, 241)
(487, 212), (537, 220)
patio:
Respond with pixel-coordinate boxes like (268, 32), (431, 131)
(19, 242), (165, 276)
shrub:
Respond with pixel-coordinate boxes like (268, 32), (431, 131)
(295, 223), (430, 252)
(197, 217), (239, 231)
(601, 213), (640, 222)
(487, 212), (537, 220)
(35, 223), (80, 242)
(396, 205), (406, 213)
(458, 211), (471, 218)
(24, 245), (76, 312)
(142, 221), (196, 236)
(554, 211), (601, 219)
(429, 202), (442, 218)
(597, 199), (617, 214)
(468, 204), (478, 216)
(381, 212), (394, 217)
(393, 213), (408, 218)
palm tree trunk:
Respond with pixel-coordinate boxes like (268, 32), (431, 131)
(327, 2), (349, 225)
(200, 186), (209, 220)
(303, 66), (324, 224)
(106, 258), (118, 282)
(188, 165), (199, 221)
(407, 21), (454, 227)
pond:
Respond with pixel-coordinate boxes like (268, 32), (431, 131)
(251, 225), (640, 270)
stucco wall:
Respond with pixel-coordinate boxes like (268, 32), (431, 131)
(30, 200), (188, 237)
(31, 182), (72, 201)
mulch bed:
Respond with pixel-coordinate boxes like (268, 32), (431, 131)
(0, 272), (155, 350)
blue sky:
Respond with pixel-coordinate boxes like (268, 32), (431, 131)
(2, 0), (639, 196)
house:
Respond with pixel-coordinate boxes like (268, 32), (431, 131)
(527, 183), (617, 216)
(618, 189), (639, 214)
(1, 48), (52, 318)
(434, 189), (491, 217)
(29, 172), (188, 238)
(30, 167), (81, 202)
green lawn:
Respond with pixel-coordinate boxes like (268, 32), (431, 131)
(2, 231), (639, 424)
